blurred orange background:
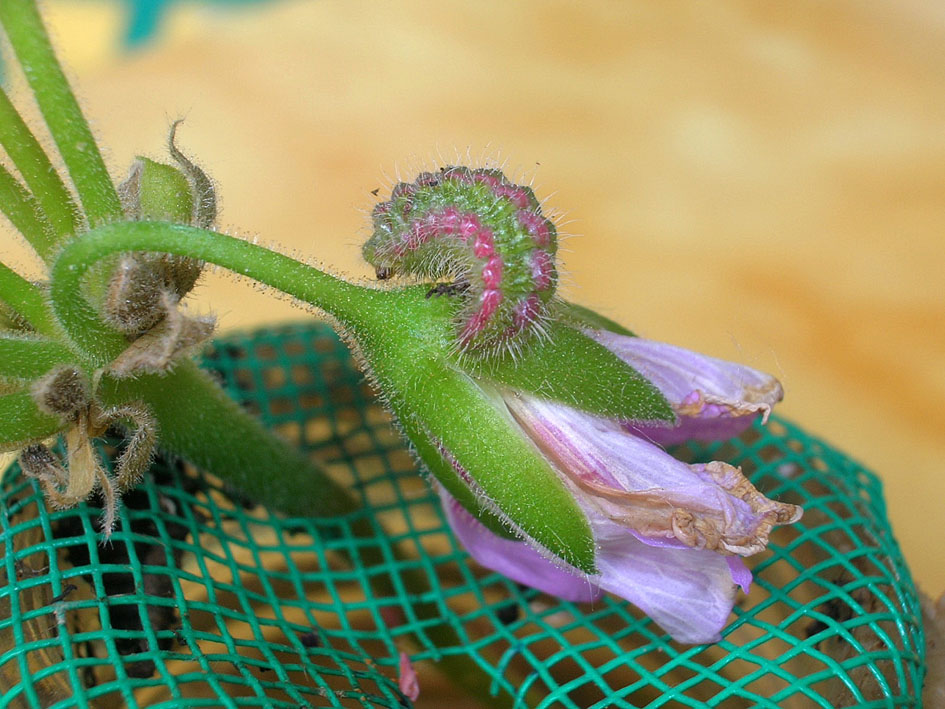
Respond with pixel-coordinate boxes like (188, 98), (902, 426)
(4, 0), (943, 604)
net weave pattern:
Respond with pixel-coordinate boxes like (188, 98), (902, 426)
(0, 322), (925, 707)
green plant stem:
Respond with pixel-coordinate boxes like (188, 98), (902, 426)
(99, 360), (358, 518)
(0, 87), (79, 248)
(0, 262), (58, 337)
(0, 390), (60, 451)
(50, 221), (388, 366)
(0, 0), (121, 226)
(0, 163), (55, 256)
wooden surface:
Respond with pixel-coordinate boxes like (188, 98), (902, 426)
(2, 0), (943, 699)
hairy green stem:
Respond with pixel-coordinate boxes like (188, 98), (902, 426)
(0, 87), (79, 248)
(0, 262), (58, 337)
(100, 360), (359, 518)
(0, 2), (528, 701)
(50, 221), (387, 366)
(0, 163), (55, 256)
(0, 0), (122, 226)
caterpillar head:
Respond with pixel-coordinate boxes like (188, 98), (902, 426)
(363, 166), (559, 356)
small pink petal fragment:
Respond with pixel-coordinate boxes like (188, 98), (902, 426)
(398, 652), (420, 702)
(380, 606), (406, 629)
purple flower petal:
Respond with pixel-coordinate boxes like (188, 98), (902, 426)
(626, 414), (759, 448)
(630, 530), (754, 592)
(504, 394), (802, 557)
(438, 485), (602, 603)
(439, 486), (739, 644)
(589, 330), (783, 444)
(592, 519), (739, 644)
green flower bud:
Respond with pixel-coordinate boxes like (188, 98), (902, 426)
(119, 156), (194, 224)
(105, 122), (215, 336)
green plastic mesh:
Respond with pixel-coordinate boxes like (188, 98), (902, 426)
(0, 321), (926, 708)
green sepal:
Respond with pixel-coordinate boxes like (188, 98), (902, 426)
(353, 286), (597, 573)
(0, 390), (62, 452)
(466, 321), (674, 423)
(0, 334), (75, 379)
(126, 157), (194, 223)
(397, 404), (517, 541)
(392, 366), (596, 573)
(556, 300), (635, 336)
(0, 304), (20, 331)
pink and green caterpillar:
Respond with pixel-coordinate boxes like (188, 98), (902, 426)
(363, 166), (558, 355)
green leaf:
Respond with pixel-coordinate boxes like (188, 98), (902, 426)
(0, 0), (122, 226)
(0, 162), (55, 258)
(0, 390), (61, 451)
(0, 87), (79, 247)
(0, 261), (58, 337)
(0, 335), (74, 379)
(467, 321), (674, 423)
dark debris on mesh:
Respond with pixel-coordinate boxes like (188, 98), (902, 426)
(0, 321), (926, 708)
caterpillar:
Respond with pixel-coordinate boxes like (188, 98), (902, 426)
(362, 166), (558, 355)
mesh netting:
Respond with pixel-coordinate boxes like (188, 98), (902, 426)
(0, 321), (926, 707)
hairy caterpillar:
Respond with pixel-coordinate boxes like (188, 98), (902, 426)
(362, 166), (558, 354)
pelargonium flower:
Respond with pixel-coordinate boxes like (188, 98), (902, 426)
(432, 327), (801, 644)
(354, 169), (799, 644)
